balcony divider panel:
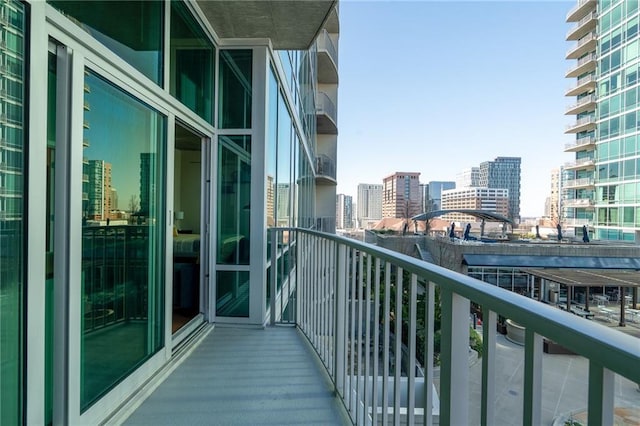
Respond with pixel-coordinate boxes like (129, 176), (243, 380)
(439, 289), (470, 425)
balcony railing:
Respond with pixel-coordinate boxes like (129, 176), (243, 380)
(566, 74), (595, 96)
(563, 198), (595, 208)
(564, 157), (595, 169)
(270, 228), (640, 425)
(566, 0), (596, 22)
(566, 52), (597, 78)
(318, 29), (338, 67)
(565, 94), (596, 115)
(565, 115), (596, 133)
(316, 92), (337, 124)
(564, 135), (596, 151)
(566, 32), (597, 59)
(316, 154), (336, 180)
(564, 177), (595, 188)
(566, 11), (597, 40)
(562, 218), (592, 227)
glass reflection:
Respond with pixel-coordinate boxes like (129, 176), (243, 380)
(81, 70), (165, 410)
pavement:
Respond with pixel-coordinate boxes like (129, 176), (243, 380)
(461, 328), (640, 425)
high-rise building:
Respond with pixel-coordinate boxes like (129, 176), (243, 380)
(85, 160), (113, 220)
(356, 183), (382, 228)
(336, 193), (352, 229)
(565, 0), (640, 241)
(3, 1), (339, 423)
(441, 187), (510, 223)
(549, 168), (562, 224)
(564, 0), (597, 237)
(456, 167), (480, 188)
(479, 157), (521, 223)
(425, 181), (456, 211)
(382, 172), (422, 218)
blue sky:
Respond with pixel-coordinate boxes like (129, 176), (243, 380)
(336, 0), (575, 217)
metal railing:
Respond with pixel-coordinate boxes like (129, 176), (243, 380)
(566, 94), (596, 113)
(316, 92), (337, 124)
(316, 154), (336, 179)
(563, 157), (595, 169)
(566, 0), (596, 22)
(565, 177), (595, 188)
(564, 135), (596, 150)
(566, 115), (596, 131)
(318, 29), (339, 67)
(269, 227), (640, 425)
(566, 11), (597, 39)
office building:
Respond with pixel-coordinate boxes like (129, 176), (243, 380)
(425, 180), (456, 211)
(0, 1), (339, 423)
(456, 167), (480, 188)
(356, 183), (382, 228)
(336, 193), (353, 229)
(441, 187), (509, 223)
(382, 171), (421, 219)
(479, 157), (521, 223)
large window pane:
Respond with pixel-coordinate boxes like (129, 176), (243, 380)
(81, 71), (165, 410)
(219, 50), (252, 128)
(170, 0), (214, 123)
(49, 1), (163, 84)
(0, 1), (25, 423)
(217, 136), (251, 265)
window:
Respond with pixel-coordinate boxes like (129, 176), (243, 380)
(218, 50), (252, 129)
(80, 71), (166, 409)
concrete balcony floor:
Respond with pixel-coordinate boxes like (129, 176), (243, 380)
(123, 326), (350, 425)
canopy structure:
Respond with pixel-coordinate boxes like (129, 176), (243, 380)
(523, 268), (640, 326)
(411, 209), (513, 224)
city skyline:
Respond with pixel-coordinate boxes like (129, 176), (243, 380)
(336, 1), (574, 217)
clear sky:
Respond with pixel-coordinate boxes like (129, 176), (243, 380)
(336, 0), (576, 217)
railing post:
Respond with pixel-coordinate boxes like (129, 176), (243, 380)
(588, 362), (614, 426)
(407, 274), (417, 426)
(439, 288), (470, 426)
(269, 229), (277, 325)
(424, 282), (435, 426)
(523, 329), (543, 425)
(481, 309), (497, 426)
(335, 243), (346, 396)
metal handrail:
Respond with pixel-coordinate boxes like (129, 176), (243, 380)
(316, 92), (337, 124)
(269, 227), (640, 425)
(318, 29), (339, 67)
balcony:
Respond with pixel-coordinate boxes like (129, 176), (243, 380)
(564, 157), (595, 170)
(562, 218), (593, 227)
(566, 0), (596, 23)
(565, 135), (596, 152)
(317, 29), (338, 84)
(566, 74), (596, 97)
(315, 154), (337, 184)
(566, 53), (597, 78)
(316, 92), (338, 135)
(565, 115), (596, 134)
(566, 11), (597, 41)
(564, 177), (595, 189)
(566, 32), (597, 60)
(565, 94), (596, 115)
(123, 229), (640, 426)
(563, 198), (595, 208)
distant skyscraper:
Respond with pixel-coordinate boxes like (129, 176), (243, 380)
(426, 181), (456, 211)
(479, 157), (521, 223)
(336, 193), (353, 229)
(549, 168), (562, 223)
(356, 183), (382, 228)
(382, 172), (421, 219)
(456, 167), (480, 188)
(86, 160), (113, 220)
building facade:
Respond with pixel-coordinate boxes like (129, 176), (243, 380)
(441, 187), (510, 223)
(356, 182), (382, 228)
(382, 171), (421, 218)
(456, 167), (480, 188)
(0, 1), (339, 424)
(336, 193), (352, 229)
(478, 157), (521, 223)
(425, 180), (456, 211)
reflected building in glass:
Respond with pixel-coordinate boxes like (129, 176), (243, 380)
(2, 0), (339, 424)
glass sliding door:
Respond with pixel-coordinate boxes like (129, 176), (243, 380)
(0, 0), (26, 423)
(80, 70), (165, 410)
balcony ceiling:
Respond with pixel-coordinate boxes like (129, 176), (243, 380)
(196, 0), (337, 49)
